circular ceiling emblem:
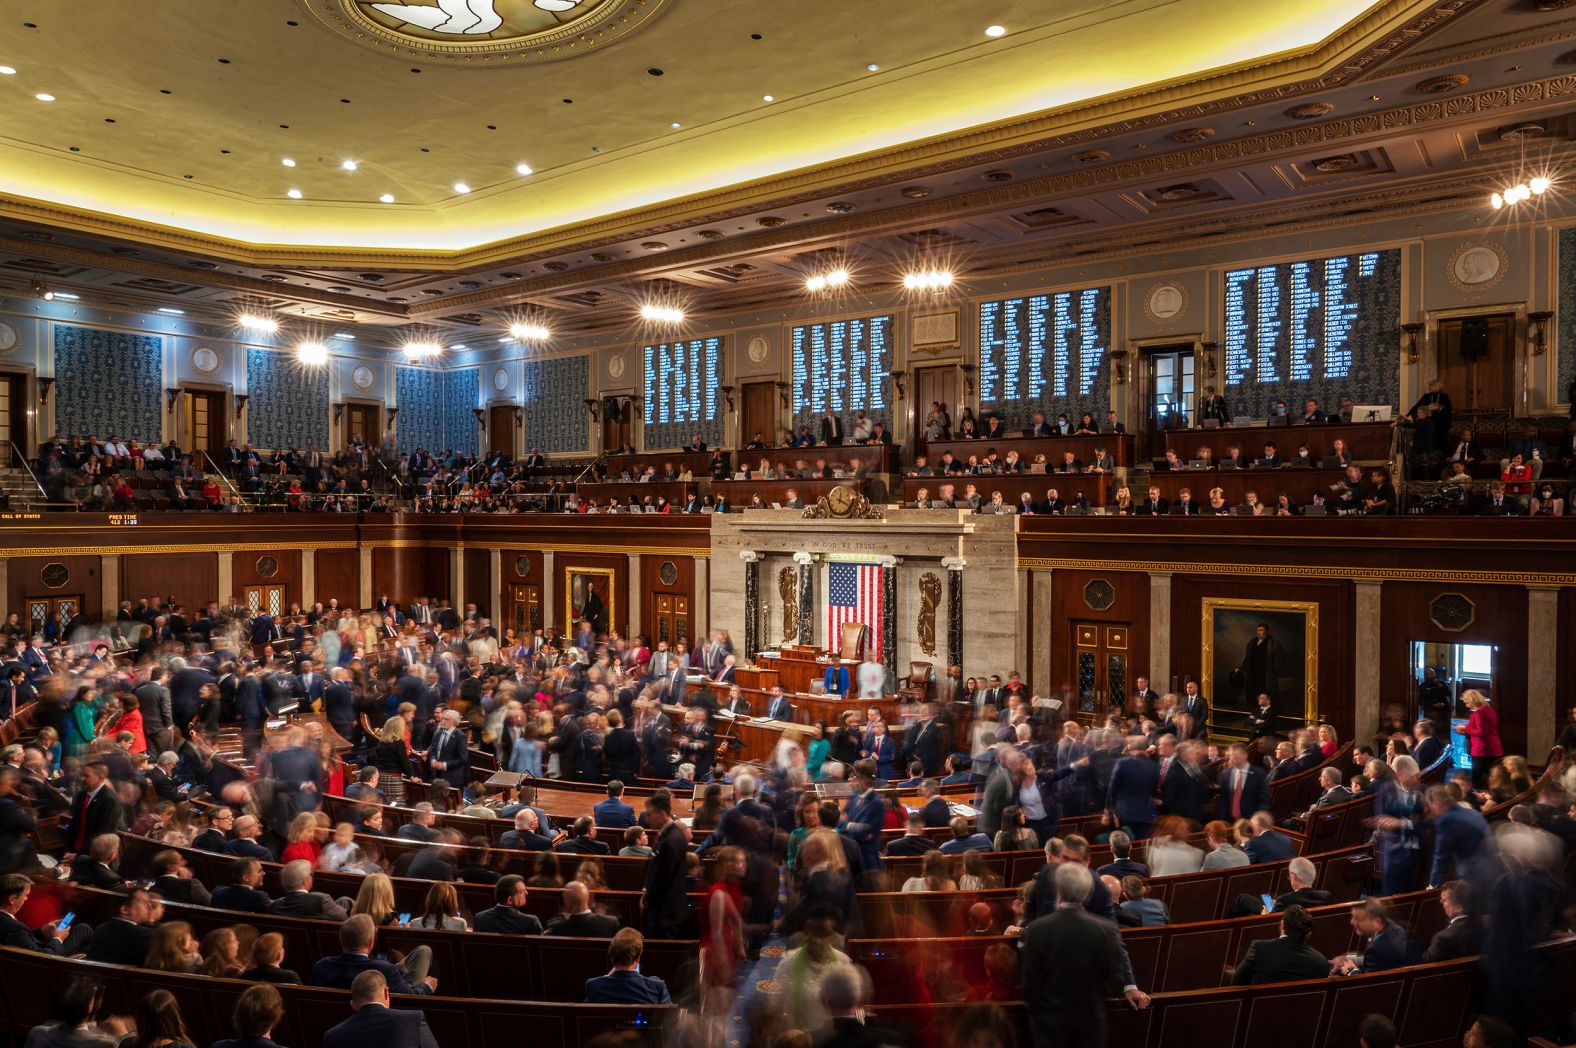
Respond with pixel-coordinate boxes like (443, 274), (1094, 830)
(1143, 282), (1188, 325)
(746, 336), (770, 364)
(492, 367), (510, 392)
(1447, 242), (1508, 292)
(299, 0), (670, 66)
(40, 563), (70, 590)
(352, 365), (377, 391)
(256, 556), (280, 579)
(607, 354), (626, 380)
(0, 321), (18, 355)
(191, 346), (220, 374)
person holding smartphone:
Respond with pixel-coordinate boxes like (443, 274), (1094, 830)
(0, 873), (93, 954)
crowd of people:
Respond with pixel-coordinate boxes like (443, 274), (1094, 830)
(0, 592), (1570, 1048)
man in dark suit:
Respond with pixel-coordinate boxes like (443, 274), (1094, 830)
(1248, 694), (1278, 740)
(555, 816), (612, 856)
(545, 880), (620, 937)
(310, 916), (436, 995)
(1230, 904), (1329, 984)
(585, 928), (672, 1004)
(1135, 486), (1169, 516)
(901, 704), (948, 777)
(499, 809), (554, 852)
(814, 964), (911, 1048)
(0, 873), (93, 955)
(764, 686), (794, 721)
(66, 761), (123, 861)
(69, 834), (130, 891)
(602, 714), (641, 785)
(1021, 863), (1149, 1048)
(425, 709), (470, 793)
(1243, 811), (1296, 864)
(917, 780), (951, 828)
(594, 782), (637, 828)
(149, 849), (211, 905)
(84, 888), (157, 966)
(1423, 881), (1486, 962)
(269, 860), (350, 921)
(225, 815), (276, 860)
(1179, 682), (1209, 729)
(322, 970), (439, 1048)
(1106, 737), (1161, 839)
(1160, 741), (1213, 824)
(1129, 677), (1159, 720)
(1412, 721), (1449, 779)
(1269, 857), (1333, 911)
(841, 761), (887, 874)
(883, 811), (940, 857)
(642, 792), (689, 940)
(211, 858), (273, 914)
(1426, 785), (1494, 887)
(474, 876), (545, 935)
(1335, 899), (1422, 974)
(1217, 744), (1268, 823)
(818, 410), (843, 446)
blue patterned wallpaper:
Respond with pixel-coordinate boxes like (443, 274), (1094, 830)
(395, 366), (443, 456)
(522, 355), (589, 454)
(1557, 228), (1576, 408)
(441, 367), (479, 456)
(53, 324), (163, 442)
(246, 348), (328, 451)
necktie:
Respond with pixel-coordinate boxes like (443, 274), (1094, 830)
(1232, 770), (1245, 818)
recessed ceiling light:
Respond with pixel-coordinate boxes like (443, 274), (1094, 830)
(0, 66), (16, 76)
(762, 94), (774, 102)
(238, 313), (280, 333)
(332, 332), (356, 340)
(670, 122), (682, 129)
(156, 307), (185, 315)
(341, 159), (358, 171)
(866, 63), (880, 72)
(286, 188), (302, 199)
(34, 92), (54, 102)
(402, 341), (442, 359)
(52, 292), (80, 301)
(453, 182), (471, 194)
(515, 163), (533, 176)
(509, 322), (551, 341)
(378, 193), (395, 204)
(281, 157), (296, 167)
(449, 343), (467, 351)
(640, 304), (685, 324)
(984, 24), (1007, 37)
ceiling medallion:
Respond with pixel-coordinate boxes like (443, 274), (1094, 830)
(191, 347), (221, 374)
(1284, 102), (1334, 119)
(641, 241), (668, 251)
(1071, 150), (1109, 163)
(696, 230), (725, 240)
(1313, 154), (1361, 173)
(825, 202), (857, 214)
(1415, 74), (1469, 94)
(1498, 122), (1546, 142)
(756, 216), (787, 228)
(981, 170), (1015, 182)
(1170, 127), (1215, 143)
(900, 186), (932, 199)
(298, 0), (670, 66)
(544, 261), (570, 271)
(589, 251), (617, 261)
(1157, 183), (1205, 202)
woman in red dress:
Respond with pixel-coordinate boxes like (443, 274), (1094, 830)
(700, 845), (747, 1012)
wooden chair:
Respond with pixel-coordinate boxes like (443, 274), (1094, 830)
(838, 621), (867, 661)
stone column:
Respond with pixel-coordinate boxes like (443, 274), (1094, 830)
(300, 549), (316, 607)
(942, 556), (965, 679)
(449, 547), (465, 612)
(358, 546), (373, 611)
(1031, 570), (1053, 695)
(1527, 586), (1560, 759)
(877, 555), (899, 691)
(1015, 568), (1031, 683)
(217, 552), (233, 605)
(793, 551), (815, 648)
(488, 548), (502, 620)
(626, 554), (643, 640)
(740, 552), (761, 658)
(541, 551), (556, 636)
(99, 555), (119, 619)
(1148, 572), (1173, 691)
(1353, 582), (1383, 740)
(694, 555), (710, 645)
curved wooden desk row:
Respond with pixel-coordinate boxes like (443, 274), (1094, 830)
(855, 843), (1374, 935)
(0, 948), (670, 1048)
(867, 937), (1576, 1048)
(848, 888), (1447, 996)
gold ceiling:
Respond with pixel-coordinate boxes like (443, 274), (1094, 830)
(0, 0), (1398, 255)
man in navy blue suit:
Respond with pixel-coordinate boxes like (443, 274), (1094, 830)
(764, 686), (794, 721)
(1334, 899), (1421, 974)
(594, 781), (636, 829)
(1106, 737), (1161, 839)
(322, 970), (438, 1048)
(1425, 785), (1494, 887)
(841, 760), (886, 874)
(425, 709), (469, 793)
(310, 916), (437, 997)
(584, 928), (672, 1004)
(1217, 743), (1268, 822)
(1243, 811), (1296, 864)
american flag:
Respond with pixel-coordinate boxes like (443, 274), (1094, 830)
(827, 562), (882, 660)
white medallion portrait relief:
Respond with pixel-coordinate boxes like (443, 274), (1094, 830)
(607, 354), (627, 380)
(493, 367), (510, 392)
(1447, 242), (1508, 292)
(0, 321), (18, 355)
(191, 346), (220, 374)
(746, 336), (770, 364)
(1143, 281), (1188, 324)
(352, 365), (376, 391)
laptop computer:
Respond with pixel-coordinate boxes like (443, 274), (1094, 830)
(1267, 416), (1289, 428)
(1232, 416), (1253, 428)
(1201, 418), (1221, 429)
(1320, 455), (1344, 468)
(1188, 459), (1208, 469)
(1028, 462), (1046, 474)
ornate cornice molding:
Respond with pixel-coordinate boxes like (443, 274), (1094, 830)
(1017, 556), (1576, 586)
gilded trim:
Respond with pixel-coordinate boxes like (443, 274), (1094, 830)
(1018, 557), (1576, 587)
(0, 541), (358, 559)
(1201, 597), (1320, 725)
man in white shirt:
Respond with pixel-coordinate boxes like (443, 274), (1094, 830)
(855, 659), (885, 699)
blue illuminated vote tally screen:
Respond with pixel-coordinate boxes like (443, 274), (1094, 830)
(791, 315), (892, 421)
(643, 337), (723, 425)
(978, 287), (1108, 407)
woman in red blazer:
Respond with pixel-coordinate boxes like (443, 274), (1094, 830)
(1454, 689), (1503, 786)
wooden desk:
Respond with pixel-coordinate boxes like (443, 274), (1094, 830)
(734, 666), (779, 691)
(703, 679), (906, 731)
(1163, 421), (1392, 463)
(924, 433), (1135, 469)
(605, 450), (722, 477)
(735, 443), (897, 474)
(577, 481), (697, 507)
(710, 477), (870, 509)
(1146, 468), (1351, 507)
(665, 703), (818, 764)
(901, 474), (1111, 507)
(755, 645), (854, 695)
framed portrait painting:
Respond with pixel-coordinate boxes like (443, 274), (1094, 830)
(1201, 598), (1318, 726)
(564, 566), (616, 640)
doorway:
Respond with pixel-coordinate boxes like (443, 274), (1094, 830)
(1436, 313), (1516, 412)
(488, 405), (516, 459)
(0, 373), (27, 467)
(181, 389), (227, 459)
(1409, 640), (1495, 774)
(1073, 621), (1130, 721)
(243, 585), (286, 619)
(601, 397), (633, 453)
(740, 381), (779, 448)
(1140, 345), (1195, 458)
(913, 365), (960, 455)
(652, 592), (691, 648)
(344, 403), (382, 449)
(27, 594), (83, 638)
(508, 583), (542, 636)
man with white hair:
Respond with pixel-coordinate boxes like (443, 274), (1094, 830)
(499, 808), (552, 852)
(426, 708), (469, 792)
(1269, 856), (1332, 912)
(268, 859), (350, 921)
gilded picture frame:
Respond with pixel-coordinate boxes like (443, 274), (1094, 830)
(1201, 597), (1318, 727)
(563, 566), (616, 639)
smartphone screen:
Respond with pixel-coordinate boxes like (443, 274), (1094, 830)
(398, 913), (411, 926)
(58, 912), (75, 930)
(1260, 893), (1275, 912)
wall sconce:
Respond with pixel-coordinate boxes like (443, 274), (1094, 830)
(888, 369), (907, 400)
(472, 407), (486, 428)
(629, 396), (642, 419)
(235, 394), (248, 418)
(387, 407), (399, 427)
(37, 378), (53, 404)
(584, 398), (601, 422)
(958, 363), (976, 397)
(774, 381), (790, 409)
(513, 406), (523, 426)
(1199, 341), (1219, 378)
(333, 403), (344, 425)
(719, 385), (736, 413)
(1401, 323), (1424, 364)
(1528, 311), (1553, 356)
(165, 388), (181, 413)
(1108, 350), (1128, 386)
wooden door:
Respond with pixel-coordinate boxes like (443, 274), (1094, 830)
(1073, 621), (1130, 721)
(1436, 313), (1516, 412)
(1140, 344), (1195, 458)
(652, 593), (690, 648)
(601, 397), (632, 453)
(508, 584), (542, 636)
(913, 365), (960, 455)
(345, 404), (381, 449)
(740, 381), (779, 447)
(243, 585), (286, 618)
(488, 405), (516, 458)
(0, 373), (26, 467)
(27, 594), (83, 638)
(182, 390), (226, 457)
